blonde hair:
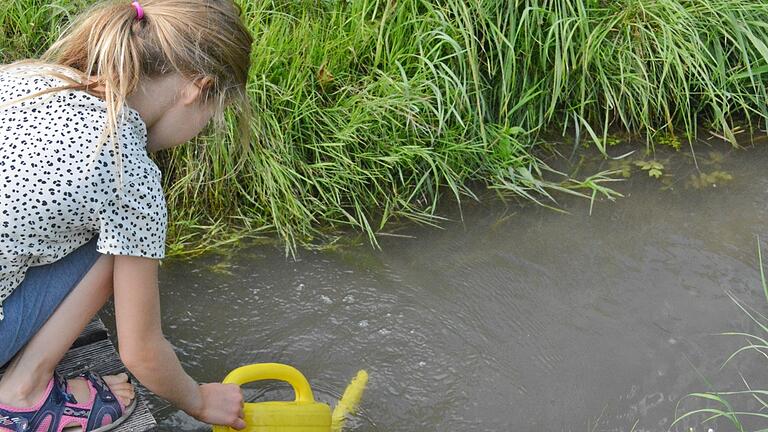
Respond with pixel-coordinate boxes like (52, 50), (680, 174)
(0, 0), (253, 185)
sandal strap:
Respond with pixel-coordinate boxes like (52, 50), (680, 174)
(0, 370), (127, 432)
(79, 372), (116, 404)
(0, 370), (75, 432)
(76, 371), (124, 431)
(52, 373), (77, 405)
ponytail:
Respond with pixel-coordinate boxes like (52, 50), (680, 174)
(0, 0), (253, 188)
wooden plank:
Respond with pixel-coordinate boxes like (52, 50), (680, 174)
(0, 317), (157, 431)
(70, 319), (109, 349)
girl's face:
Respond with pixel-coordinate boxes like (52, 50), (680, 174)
(146, 74), (217, 152)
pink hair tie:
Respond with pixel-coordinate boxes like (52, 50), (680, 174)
(131, 1), (144, 20)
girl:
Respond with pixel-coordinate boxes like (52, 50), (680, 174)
(0, 0), (253, 430)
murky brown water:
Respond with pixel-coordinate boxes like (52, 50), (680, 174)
(103, 136), (768, 431)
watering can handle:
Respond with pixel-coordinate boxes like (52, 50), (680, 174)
(221, 363), (315, 403)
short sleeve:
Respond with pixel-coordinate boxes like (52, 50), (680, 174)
(96, 177), (167, 258)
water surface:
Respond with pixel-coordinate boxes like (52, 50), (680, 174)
(104, 137), (768, 431)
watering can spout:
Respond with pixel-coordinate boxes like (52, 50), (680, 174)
(331, 370), (369, 432)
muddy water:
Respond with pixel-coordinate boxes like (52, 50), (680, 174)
(103, 138), (768, 431)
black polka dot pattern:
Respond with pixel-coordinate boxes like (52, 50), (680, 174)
(0, 64), (167, 320)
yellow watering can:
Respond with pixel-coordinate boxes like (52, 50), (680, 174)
(212, 363), (368, 432)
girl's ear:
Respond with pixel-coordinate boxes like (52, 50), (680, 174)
(180, 76), (214, 106)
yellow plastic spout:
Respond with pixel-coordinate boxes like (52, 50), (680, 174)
(331, 370), (369, 432)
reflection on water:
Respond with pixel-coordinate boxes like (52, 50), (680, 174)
(102, 138), (768, 431)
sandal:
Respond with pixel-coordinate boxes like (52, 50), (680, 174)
(0, 370), (136, 432)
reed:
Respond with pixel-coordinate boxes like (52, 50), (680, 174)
(672, 239), (768, 431)
(3, 0), (768, 254)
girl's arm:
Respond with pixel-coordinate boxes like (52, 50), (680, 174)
(113, 255), (246, 430)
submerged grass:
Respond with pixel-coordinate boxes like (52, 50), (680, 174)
(2, 0), (768, 254)
(672, 238), (768, 431)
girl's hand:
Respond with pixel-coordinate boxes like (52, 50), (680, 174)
(191, 382), (246, 430)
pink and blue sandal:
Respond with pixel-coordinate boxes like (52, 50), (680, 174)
(0, 370), (136, 431)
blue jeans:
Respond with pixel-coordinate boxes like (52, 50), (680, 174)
(0, 235), (102, 368)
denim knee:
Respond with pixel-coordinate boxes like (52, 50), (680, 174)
(0, 235), (101, 368)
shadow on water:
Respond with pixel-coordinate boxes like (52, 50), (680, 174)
(102, 134), (768, 431)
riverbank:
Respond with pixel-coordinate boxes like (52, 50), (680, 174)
(3, 0), (768, 255)
(94, 136), (768, 431)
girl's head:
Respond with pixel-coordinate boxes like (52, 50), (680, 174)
(3, 0), (253, 152)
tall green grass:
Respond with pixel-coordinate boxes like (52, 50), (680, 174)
(490, 0), (768, 147)
(2, 0), (768, 254)
(672, 239), (768, 430)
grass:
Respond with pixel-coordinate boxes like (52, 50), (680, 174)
(2, 0), (768, 255)
(672, 238), (768, 431)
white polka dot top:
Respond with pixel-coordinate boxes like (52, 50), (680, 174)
(0, 63), (167, 321)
